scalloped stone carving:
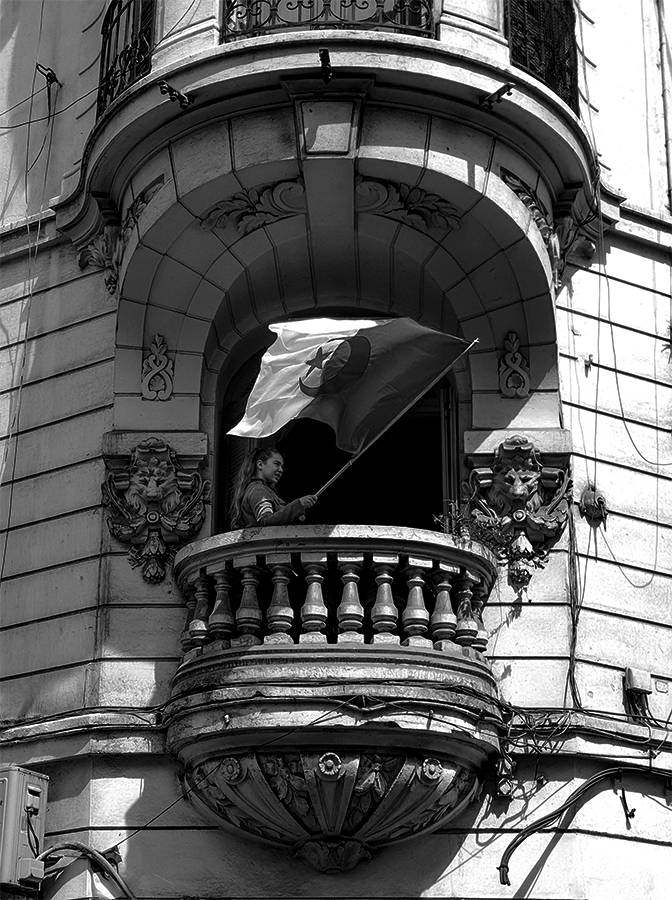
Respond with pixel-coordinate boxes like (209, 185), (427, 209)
(184, 750), (478, 872)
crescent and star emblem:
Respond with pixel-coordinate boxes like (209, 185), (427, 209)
(298, 335), (371, 397)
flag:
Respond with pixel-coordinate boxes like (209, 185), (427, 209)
(228, 317), (471, 454)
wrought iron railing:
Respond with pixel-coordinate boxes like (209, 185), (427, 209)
(505, 0), (579, 114)
(175, 524), (497, 654)
(97, 0), (155, 117)
(221, 0), (435, 41)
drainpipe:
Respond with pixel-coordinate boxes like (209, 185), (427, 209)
(656, 0), (672, 211)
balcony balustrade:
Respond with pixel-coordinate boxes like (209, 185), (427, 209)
(167, 525), (501, 870)
(221, 0), (435, 42)
(175, 524), (496, 654)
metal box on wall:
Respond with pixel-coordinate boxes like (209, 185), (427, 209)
(0, 765), (49, 891)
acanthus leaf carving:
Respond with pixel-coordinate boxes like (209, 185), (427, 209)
(102, 437), (210, 583)
(466, 434), (572, 594)
(179, 750), (478, 871)
(77, 175), (164, 294)
(498, 331), (531, 398)
(141, 334), (174, 401)
(201, 179), (307, 234)
(354, 176), (462, 232)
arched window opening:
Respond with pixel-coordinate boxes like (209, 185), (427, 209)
(218, 344), (460, 533)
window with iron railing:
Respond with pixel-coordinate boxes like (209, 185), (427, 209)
(505, 0), (579, 114)
(98, 0), (155, 117)
(220, 0), (435, 42)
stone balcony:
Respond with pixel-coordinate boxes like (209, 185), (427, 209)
(165, 525), (502, 871)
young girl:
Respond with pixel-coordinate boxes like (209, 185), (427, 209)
(230, 447), (318, 529)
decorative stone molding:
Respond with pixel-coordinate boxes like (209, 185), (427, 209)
(78, 224), (123, 293)
(141, 335), (174, 401)
(201, 179), (307, 234)
(183, 750), (477, 872)
(354, 176), (461, 232)
(498, 332), (530, 398)
(500, 168), (596, 288)
(500, 168), (553, 243)
(200, 175), (462, 237)
(466, 434), (572, 594)
(77, 175), (164, 293)
(102, 437), (209, 583)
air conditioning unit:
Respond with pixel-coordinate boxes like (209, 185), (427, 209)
(0, 765), (49, 892)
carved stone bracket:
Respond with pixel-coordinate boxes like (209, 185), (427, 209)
(354, 176), (462, 233)
(102, 435), (209, 583)
(498, 332), (530, 398)
(465, 434), (572, 594)
(141, 335), (174, 401)
(78, 175), (164, 294)
(183, 750), (477, 872)
(500, 168), (595, 289)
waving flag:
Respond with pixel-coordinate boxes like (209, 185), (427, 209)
(228, 317), (471, 454)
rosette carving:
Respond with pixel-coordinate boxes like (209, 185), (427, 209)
(183, 750), (478, 872)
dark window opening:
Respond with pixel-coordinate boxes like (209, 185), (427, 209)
(504, 0), (580, 114)
(219, 352), (459, 533)
(98, 0), (155, 117)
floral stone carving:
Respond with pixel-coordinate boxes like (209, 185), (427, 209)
(467, 435), (571, 593)
(201, 179), (307, 234)
(184, 750), (478, 872)
(102, 438), (209, 583)
(355, 176), (461, 232)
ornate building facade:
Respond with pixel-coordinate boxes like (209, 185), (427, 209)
(1, 1), (670, 897)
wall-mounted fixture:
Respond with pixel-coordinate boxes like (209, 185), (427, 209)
(579, 482), (608, 527)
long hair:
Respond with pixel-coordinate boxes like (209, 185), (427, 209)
(230, 446), (281, 529)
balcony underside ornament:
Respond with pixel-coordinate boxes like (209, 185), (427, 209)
(184, 750), (477, 873)
(102, 437), (209, 583)
(466, 434), (571, 594)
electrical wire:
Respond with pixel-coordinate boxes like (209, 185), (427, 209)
(497, 765), (668, 886)
(37, 842), (138, 900)
(0, 85), (47, 119)
(0, 0), (203, 134)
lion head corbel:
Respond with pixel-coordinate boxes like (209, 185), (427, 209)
(467, 435), (571, 594)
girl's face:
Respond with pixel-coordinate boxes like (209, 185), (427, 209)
(257, 453), (284, 486)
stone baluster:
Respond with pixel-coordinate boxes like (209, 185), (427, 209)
(471, 581), (489, 652)
(402, 558), (433, 648)
(189, 570), (211, 647)
(371, 554), (400, 644)
(300, 552), (328, 642)
(337, 554), (364, 643)
(430, 564), (459, 649)
(454, 568), (479, 647)
(207, 565), (234, 646)
(266, 553), (294, 643)
(232, 556), (262, 646)
(180, 581), (197, 652)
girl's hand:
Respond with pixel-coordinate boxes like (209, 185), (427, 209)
(300, 494), (318, 509)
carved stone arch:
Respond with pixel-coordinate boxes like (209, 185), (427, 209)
(108, 105), (562, 441)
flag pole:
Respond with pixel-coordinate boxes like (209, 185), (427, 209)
(314, 338), (478, 498)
